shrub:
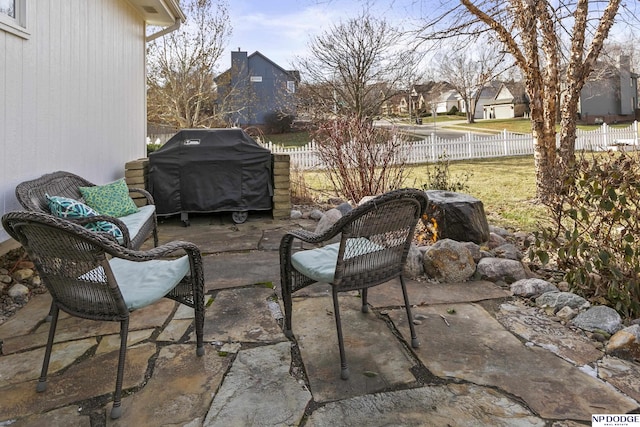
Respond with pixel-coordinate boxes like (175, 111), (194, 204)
(310, 115), (412, 202)
(448, 105), (459, 115)
(264, 112), (295, 134)
(530, 151), (640, 319)
(421, 152), (472, 193)
(146, 143), (162, 156)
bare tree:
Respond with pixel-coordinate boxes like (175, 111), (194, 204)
(419, 0), (629, 202)
(146, 0), (231, 129)
(435, 40), (508, 123)
(295, 11), (423, 120)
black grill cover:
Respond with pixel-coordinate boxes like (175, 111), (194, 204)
(149, 128), (273, 216)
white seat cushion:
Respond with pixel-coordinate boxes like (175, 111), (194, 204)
(117, 205), (155, 245)
(109, 255), (190, 310)
(291, 237), (384, 284)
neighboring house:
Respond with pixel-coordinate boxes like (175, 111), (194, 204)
(433, 89), (463, 114)
(215, 49), (300, 129)
(0, 0), (185, 246)
(473, 81), (502, 120)
(578, 55), (639, 124)
(483, 82), (530, 119)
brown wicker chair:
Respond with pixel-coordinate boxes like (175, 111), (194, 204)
(15, 170), (158, 249)
(2, 211), (205, 419)
(279, 188), (428, 380)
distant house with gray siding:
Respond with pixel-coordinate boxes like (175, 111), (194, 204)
(216, 50), (300, 129)
(578, 55), (638, 124)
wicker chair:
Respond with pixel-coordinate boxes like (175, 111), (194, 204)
(279, 188), (428, 380)
(15, 171), (158, 249)
(2, 211), (205, 419)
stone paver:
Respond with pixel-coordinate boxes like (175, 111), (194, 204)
(204, 287), (286, 343)
(305, 383), (545, 427)
(388, 303), (639, 421)
(291, 294), (417, 402)
(367, 277), (510, 307)
(202, 251), (281, 290)
(108, 344), (232, 426)
(203, 342), (311, 427)
(496, 301), (604, 365)
(0, 343), (156, 421)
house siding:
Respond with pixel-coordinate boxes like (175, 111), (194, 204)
(0, 0), (146, 243)
(220, 50), (297, 127)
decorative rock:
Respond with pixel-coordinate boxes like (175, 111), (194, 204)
(31, 275), (42, 286)
(290, 210), (303, 220)
(309, 209), (324, 220)
(510, 278), (558, 298)
(460, 241), (482, 263)
(476, 257), (527, 283)
(572, 305), (622, 335)
(535, 291), (590, 314)
(606, 324), (640, 348)
(424, 190), (490, 244)
(1, 274), (11, 284)
(606, 324), (640, 360)
(488, 232), (507, 249)
(8, 283), (29, 300)
(403, 243), (424, 279)
(492, 243), (522, 260)
(12, 268), (33, 281)
(556, 306), (578, 322)
(423, 238), (476, 283)
(314, 208), (343, 235)
(16, 260), (34, 269)
(357, 196), (375, 206)
(489, 225), (510, 237)
(335, 202), (353, 216)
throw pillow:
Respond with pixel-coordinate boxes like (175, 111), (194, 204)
(46, 194), (123, 239)
(78, 178), (138, 217)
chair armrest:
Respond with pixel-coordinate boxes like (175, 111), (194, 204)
(128, 187), (155, 206)
(107, 240), (202, 265)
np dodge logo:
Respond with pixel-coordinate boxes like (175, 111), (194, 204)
(592, 414), (640, 427)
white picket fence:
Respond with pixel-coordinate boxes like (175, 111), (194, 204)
(260, 121), (640, 170)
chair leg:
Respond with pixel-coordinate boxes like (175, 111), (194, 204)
(44, 300), (55, 322)
(282, 278), (293, 338)
(110, 318), (129, 420)
(332, 288), (349, 380)
(152, 226), (159, 247)
(37, 304), (59, 393)
(399, 276), (420, 348)
(194, 286), (205, 357)
(360, 288), (369, 313)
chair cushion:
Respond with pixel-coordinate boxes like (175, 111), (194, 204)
(109, 255), (190, 310)
(46, 194), (123, 240)
(116, 205), (155, 245)
(291, 237), (385, 283)
(78, 178), (139, 217)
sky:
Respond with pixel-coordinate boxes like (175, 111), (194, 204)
(225, 0), (427, 71)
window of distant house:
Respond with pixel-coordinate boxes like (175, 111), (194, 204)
(0, 0), (29, 39)
(287, 81), (296, 93)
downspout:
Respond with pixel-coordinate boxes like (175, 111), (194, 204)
(146, 17), (181, 42)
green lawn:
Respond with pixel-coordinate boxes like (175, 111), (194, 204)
(299, 156), (545, 232)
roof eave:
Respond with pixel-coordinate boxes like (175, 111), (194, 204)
(127, 0), (186, 26)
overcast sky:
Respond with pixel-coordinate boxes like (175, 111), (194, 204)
(224, 0), (427, 70)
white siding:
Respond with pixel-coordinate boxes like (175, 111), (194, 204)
(0, 0), (147, 242)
